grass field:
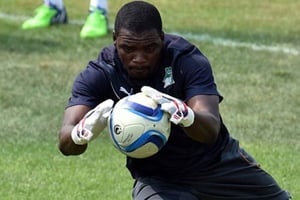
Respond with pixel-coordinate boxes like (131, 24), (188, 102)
(0, 0), (299, 199)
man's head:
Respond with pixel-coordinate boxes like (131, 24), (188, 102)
(114, 1), (163, 37)
(113, 1), (164, 80)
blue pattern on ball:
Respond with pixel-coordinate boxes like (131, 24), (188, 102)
(125, 100), (164, 121)
(122, 130), (167, 152)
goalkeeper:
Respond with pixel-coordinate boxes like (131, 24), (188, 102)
(58, 1), (291, 199)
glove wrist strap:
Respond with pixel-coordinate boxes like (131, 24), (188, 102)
(71, 123), (88, 145)
(180, 107), (195, 127)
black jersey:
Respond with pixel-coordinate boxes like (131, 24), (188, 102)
(68, 34), (234, 179)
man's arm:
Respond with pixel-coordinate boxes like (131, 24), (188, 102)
(184, 95), (221, 144)
(58, 105), (91, 156)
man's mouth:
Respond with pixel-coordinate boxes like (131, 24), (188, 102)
(130, 66), (150, 73)
(128, 66), (152, 79)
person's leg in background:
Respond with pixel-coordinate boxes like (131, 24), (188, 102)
(22, 0), (67, 29)
(22, 0), (108, 39)
(80, 0), (108, 38)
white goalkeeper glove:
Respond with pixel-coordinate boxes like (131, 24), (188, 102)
(71, 99), (114, 145)
(141, 86), (194, 127)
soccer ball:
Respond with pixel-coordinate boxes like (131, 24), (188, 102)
(108, 92), (171, 159)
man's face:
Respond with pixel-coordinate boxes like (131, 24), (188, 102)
(114, 28), (164, 80)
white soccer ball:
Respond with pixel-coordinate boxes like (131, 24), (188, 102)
(108, 92), (171, 159)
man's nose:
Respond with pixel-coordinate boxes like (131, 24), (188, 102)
(132, 52), (147, 63)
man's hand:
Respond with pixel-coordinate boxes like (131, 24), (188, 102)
(141, 86), (194, 127)
(71, 99), (114, 145)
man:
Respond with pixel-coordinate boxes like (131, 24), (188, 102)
(22, 0), (108, 38)
(58, 1), (291, 199)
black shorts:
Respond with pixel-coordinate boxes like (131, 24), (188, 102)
(132, 149), (291, 200)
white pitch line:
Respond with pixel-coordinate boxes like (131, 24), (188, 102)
(176, 32), (299, 56)
(0, 11), (299, 56)
(0, 11), (85, 25)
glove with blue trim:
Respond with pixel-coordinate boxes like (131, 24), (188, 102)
(141, 86), (194, 127)
(71, 99), (114, 145)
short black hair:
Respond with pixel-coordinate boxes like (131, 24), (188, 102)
(114, 1), (163, 36)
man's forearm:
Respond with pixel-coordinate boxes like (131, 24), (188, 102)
(58, 125), (88, 156)
(184, 112), (220, 144)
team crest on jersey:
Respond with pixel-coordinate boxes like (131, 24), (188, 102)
(163, 66), (175, 88)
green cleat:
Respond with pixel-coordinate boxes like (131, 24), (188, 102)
(22, 5), (68, 30)
(80, 10), (108, 39)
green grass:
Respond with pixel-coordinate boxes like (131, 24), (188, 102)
(0, 0), (299, 199)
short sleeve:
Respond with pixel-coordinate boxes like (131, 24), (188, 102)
(67, 62), (111, 108)
(177, 52), (223, 102)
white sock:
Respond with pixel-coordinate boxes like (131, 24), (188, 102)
(89, 0), (108, 15)
(44, 0), (64, 11)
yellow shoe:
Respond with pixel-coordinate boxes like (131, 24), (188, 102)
(80, 10), (108, 39)
(22, 5), (68, 29)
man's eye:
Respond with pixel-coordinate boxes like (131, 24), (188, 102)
(123, 46), (133, 53)
(145, 45), (156, 53)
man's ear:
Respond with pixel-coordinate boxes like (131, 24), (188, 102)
(113, 31), (117, 44)
(160, 32), (165, 41)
